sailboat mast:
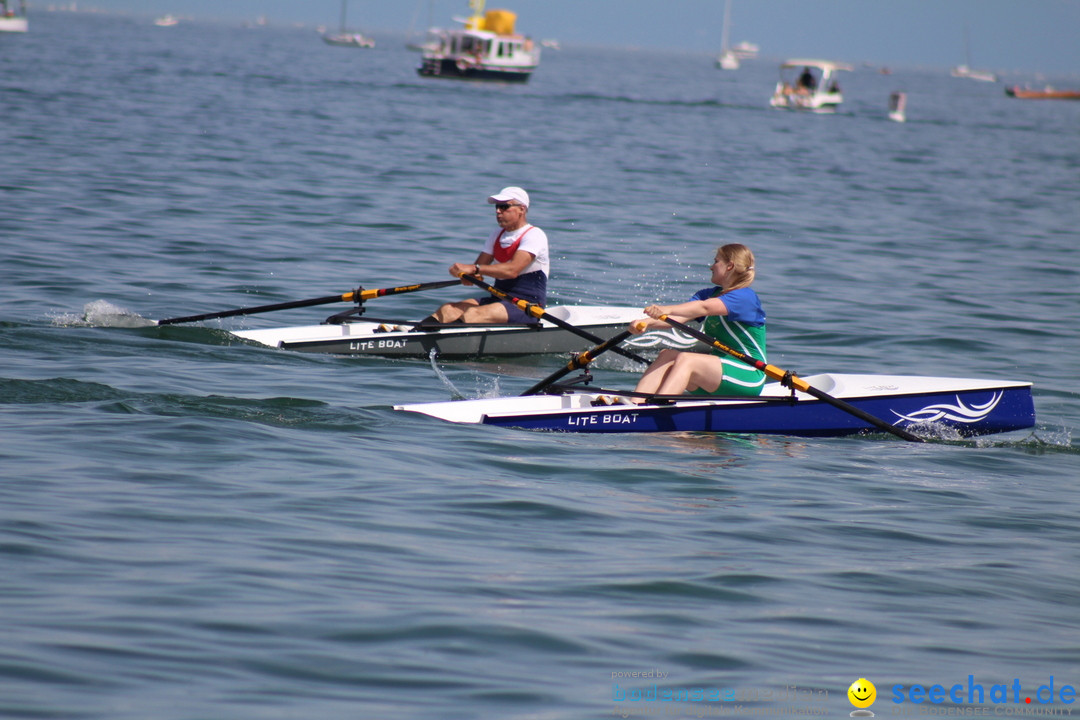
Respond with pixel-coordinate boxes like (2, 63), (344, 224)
(721, 0), (732, 52)
(339, 0), (348, 33)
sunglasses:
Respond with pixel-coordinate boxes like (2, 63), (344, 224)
(494, 203), (519, 212)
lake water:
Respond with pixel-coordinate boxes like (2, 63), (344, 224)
(2, 11), (1079, 720)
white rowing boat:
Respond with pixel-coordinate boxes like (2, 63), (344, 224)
(231, 305), (701, 359)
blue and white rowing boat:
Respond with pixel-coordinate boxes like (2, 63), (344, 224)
(395, 374), (1035, 438)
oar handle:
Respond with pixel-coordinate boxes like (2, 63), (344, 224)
(522, 330), (634, 396)
(462, 274), (649, 366)
(656, 314), (924, 443)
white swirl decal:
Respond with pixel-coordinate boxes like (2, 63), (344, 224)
(624, 329), (700, 350)
(892, 392), (1003, 425)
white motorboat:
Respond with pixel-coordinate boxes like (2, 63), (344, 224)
(770, 59), (853, 112)
(417, 0), (540, 83)
(731, 41), (759, 60)
(0, 0), (27, 32)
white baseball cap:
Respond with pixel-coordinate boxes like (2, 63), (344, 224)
(487, 186), (530, 209)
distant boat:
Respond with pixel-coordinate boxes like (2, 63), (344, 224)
(1005, 85), (1080, 100)
(417, 0), (540, 83)
(951, 64), (997, 83)
(322, 0), (375, 48)
(405, 0), (440, 52)
(154, 14), (179, 27)
(888, 91), (907, 122)
(715, 0), (738, 70)
(324, 32), (375, 48)
(406, 29), (441, 53)
(770, 59), (853, 113)
(0, 0), (28, 32)
(731, 41), (759, 60)
(951, 26), (996, 82)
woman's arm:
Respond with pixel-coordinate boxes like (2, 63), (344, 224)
(629, 298), (728, 334)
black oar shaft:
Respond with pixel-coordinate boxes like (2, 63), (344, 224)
(656, 314), (924, 443)
(157, 293), (354, 326)
(156, 279), (461, 326)
(522, 330), (634, 396)
(462, 274), (649, 366)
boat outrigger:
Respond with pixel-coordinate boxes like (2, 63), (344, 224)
(417, 0), (540, 82)
(395, 373), (1036, 438)
(770, 59), (853, 112)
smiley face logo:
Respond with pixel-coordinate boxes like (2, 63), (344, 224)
(848, 678), (876, 709)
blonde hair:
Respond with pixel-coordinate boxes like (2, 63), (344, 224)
(717, 243), (756, 292)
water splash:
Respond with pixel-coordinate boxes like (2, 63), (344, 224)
(51, 300), (157, 328)
(426, 349), (506, 400)
(427, 348), (467, 399)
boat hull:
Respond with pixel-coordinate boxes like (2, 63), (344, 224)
(395, 374), (1036, 438)
(0, 16), (27, 32)
(1005, 86), (1080, 100)
(323, 33), (375, 48)
(238, 322), (623, 358)
(417, 56), (535, 83)
(230, 305), (696, 359)
(770, 87), (843, 112)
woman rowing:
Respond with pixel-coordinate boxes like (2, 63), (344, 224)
(628, 243), (767, 400)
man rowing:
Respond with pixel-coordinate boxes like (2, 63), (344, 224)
(420, 186), (550, 326)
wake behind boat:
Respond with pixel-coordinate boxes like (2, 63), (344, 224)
(395, 373), (1036, 438)
(231, 305), (699, 359)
